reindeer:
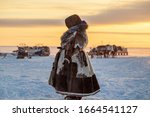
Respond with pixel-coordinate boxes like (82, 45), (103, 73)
(17, 47), (30, 59)
(88, 48), (97, 58)
(88, 45), (128, 58)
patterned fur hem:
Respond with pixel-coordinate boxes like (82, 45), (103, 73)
(56, 89), (100, 97)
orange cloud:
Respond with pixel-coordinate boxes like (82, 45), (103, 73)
(1, 1), (150, 27)
(86, 1), (150, 24)
(0, 19), (63, 27)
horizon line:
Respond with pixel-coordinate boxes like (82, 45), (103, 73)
(0, 45), (150, 49)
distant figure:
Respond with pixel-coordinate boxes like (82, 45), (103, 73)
(49, 14), (100, 100)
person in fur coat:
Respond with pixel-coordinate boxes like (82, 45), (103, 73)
(49, 14), (100, 100)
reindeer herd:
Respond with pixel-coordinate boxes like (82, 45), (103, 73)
(88, 45), (128, 58)
(16, 46), (50, 59)
(1, 45), (128, 59)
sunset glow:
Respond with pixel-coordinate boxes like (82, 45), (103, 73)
(0, 0), (150, 48)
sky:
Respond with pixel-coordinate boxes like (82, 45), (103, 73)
(0, 0), (150, 48)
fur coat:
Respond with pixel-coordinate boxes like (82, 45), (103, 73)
(49, 21), (100, 96)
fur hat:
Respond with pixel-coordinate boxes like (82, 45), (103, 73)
(65, 14), (82, 28)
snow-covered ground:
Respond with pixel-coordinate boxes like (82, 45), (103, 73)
(0, 49), (150, 100)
